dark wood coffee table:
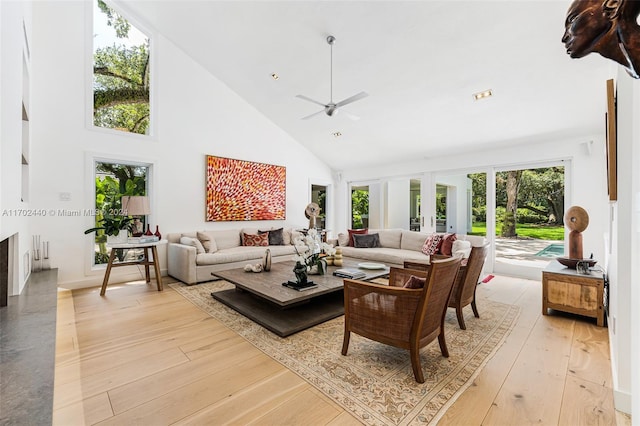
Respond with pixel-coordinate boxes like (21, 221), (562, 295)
(212, 259), (389, 337)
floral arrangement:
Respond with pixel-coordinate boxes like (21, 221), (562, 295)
(293, 228), (336, 275)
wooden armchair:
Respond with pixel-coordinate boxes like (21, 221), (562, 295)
(448, 244), (489, 329)
(341, 257), (462, 383)
(404, 244), (489, 329)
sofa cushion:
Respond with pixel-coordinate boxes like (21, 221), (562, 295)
(210, 229), (242, 250)
(258, 227), (285, 245)
(353, 233), (381, 248)
(348, 229), (368, 246)
(195, 245), (295, 265)
(337, 233), (350, 247)
(439, 233), (458, 256)
(400, 231), (430, 251)
(452, 240), (472, 258)
(243, 232), (269, 246)
(339, 247), (429, 265)
(240, 228), (259, 245)
(422, 234), (443, 255)
(196, 231), (218, 253)
(369, 229), (402, 249)
(180, 236), (205, 254)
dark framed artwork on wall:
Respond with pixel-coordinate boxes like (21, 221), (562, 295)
(605, 79), (617, 202)
(205, 155), (286, 221)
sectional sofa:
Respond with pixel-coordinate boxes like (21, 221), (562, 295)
(332, 229), (486, 266)
(167, 227), (301, 285)
(167, 226), (486, 285)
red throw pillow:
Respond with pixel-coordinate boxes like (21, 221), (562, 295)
(439, 233), (458, 256)
(403, 275), (426, 289)
(243, 233), (269, 247)
(421, 234), (443, 255)
(347, 229), (368, 247)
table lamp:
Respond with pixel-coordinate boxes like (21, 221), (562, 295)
(122, 195), (150, 237)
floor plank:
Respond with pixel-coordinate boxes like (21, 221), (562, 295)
(53, 275), (621, 426)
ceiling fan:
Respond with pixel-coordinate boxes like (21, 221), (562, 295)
(296, 35), (368, 120)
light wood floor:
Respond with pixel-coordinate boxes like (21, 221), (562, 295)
(53, 274), (630, 425)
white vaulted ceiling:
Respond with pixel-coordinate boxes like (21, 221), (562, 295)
(119, 0), (613, 171)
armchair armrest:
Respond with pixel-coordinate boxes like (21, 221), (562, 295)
(167, 243), (197, 284)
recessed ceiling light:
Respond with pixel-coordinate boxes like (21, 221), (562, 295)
(332, 131), (342, 138)
(270, 73), (279, 80)
(473, 89), (492, 100)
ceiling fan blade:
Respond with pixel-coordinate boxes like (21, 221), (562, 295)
(301, 109), (326, 120)
(296, 95), (327, 108)
(335, 91), (369, 108)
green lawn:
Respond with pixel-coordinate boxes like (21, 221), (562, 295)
(469, 222), (564, 241)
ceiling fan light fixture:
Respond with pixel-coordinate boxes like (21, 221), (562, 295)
(296, 35), (368, 120)
(473, 89), (493, 101)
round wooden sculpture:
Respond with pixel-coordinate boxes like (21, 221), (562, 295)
(565, 206), (589, 260)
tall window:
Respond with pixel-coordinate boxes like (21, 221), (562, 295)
(91, 161), (149, 265)
(311, 184), (327, 229)
(351, 186), (369, 229)
(93, 0), (150, 134)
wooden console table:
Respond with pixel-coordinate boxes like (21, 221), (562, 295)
(542, 261), (605, 326)
(101, 240), (167, 296)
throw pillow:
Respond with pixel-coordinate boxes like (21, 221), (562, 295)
(258, 228), (285, 245)
(403, 275), (426, 289)
(179, 236), (205, 254)
(352, 233), (381, 248)
(347, 228), (368, 247)
(196, 231), (218, 253)
(421, 233), (443, 256)
(439, 233), (458, 256)
(243, 233), (269, 247)
(451, 240), (472, 258)
(337, 233), (350, 247)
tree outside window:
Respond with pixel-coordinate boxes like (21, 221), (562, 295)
(93, 0), (150, 134)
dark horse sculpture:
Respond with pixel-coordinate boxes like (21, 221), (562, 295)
(563, 0), (640, 78)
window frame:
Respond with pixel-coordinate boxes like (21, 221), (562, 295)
(85, 152), (156, 273)
(86, 0), (156, 139)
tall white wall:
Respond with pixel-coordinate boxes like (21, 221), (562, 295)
(1, 1), (32, 295)
(606, 70), (639, 415)
(28, 1), (333, 288)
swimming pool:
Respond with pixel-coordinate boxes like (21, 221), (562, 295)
(535, 243), (564, 257)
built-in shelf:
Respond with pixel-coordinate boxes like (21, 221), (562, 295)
(21, 23), (30, 202)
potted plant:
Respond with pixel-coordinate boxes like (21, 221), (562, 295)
(84, 215), (134, 243)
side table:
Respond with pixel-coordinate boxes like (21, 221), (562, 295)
(542, 260), (605, 326)
(101, 239), (167, 296)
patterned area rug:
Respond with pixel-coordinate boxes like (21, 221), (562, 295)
(170, 280), (519, 425)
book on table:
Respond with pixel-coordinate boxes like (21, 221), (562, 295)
(333, 268), (366, 279)
(282, 281), (318, 291)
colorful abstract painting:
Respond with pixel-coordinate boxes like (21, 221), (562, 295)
(206, 156), (286, 221)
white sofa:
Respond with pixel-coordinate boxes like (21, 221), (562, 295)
(167, 227), (300, 285)
(168, 227), (487, 285)
(332, 229), (487, 267)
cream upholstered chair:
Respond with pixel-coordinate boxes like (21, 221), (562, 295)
(341, 257), (462, 383)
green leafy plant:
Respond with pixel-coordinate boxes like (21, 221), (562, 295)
(84, 215), (133, 237)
